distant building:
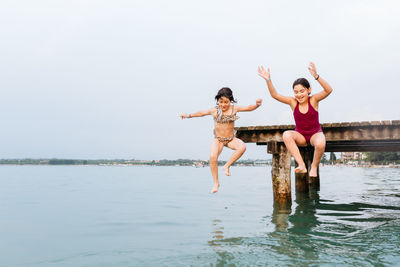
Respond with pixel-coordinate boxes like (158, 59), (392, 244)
(341, 152), (366, 161)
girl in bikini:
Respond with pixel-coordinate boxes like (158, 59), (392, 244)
(257, 62), (333, 177)
(180, 87), (262, 193)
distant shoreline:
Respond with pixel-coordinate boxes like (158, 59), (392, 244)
(0, 158), (271, 167)
(0, 160), (399, 169)
(1, 159), (399, 168)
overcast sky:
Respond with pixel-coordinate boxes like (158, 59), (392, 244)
(0, 0), (399, 160)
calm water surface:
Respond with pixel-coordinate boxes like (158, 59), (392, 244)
(0, 165), (399, 266)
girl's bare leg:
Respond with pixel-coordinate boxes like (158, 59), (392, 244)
(309, 132), (326, 177)
(223, 138), (246, 176)
(210, 139), (224, 193)
(282, 130), (308, 173)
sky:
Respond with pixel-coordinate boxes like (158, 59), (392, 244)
(0, 0), (399, 160)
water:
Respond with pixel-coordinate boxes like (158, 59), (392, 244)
(0, 165), (399, 266)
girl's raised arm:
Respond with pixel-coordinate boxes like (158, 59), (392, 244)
(308, 62), (333, 102)
(180, 107), (214, 119)
(258, 66), (296, 106)
(236, 99), (262, 112)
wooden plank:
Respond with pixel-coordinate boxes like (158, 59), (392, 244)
(236, 126), (248, 131)
(350, 122), (362, 127)
(322, 123), (333, 127)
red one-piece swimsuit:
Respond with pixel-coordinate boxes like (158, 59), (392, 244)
(293, 100), (323, 144)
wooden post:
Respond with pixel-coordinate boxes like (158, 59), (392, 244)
(268, 142), (292, 203)
(295, 146), (320, 191)
(295, 148), (308, 192)
(308, 172), (320, 190)
(305, 146), (320, 190)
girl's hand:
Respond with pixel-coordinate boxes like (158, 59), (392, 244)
(308, 62), (318, 79)
(180, 114), (188, 119)
(256, 99), (262, 106)
(257, 66), (271, 81)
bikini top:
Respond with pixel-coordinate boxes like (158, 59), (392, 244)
(213, 106), (239, 124)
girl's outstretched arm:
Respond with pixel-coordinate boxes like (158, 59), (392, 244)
(308, 62), (333, 102)
(258, 66), (296, 107)
(180, 107), (213, 119)
(236, 99), (262, 112)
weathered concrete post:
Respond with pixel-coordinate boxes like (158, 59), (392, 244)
(295, 146), (320, 191)
(268, 142), (292, 203)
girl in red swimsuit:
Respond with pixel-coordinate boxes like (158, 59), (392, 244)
(180, 87), (262, 193)
(258, 62), (333, 177)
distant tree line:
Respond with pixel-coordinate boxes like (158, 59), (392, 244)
(48, 159), (88, 165)
(365, 152), (400, 164)
(321, 152), (337, 164)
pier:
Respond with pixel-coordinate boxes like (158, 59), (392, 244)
(235, 120), (400, 203)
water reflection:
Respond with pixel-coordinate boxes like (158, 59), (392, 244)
(269, 190), (322, 263)
(271, 190), (320, 234)
(271, 201), (292, 232)
(208, 219), (237, 266)
(206, 173), (400, 266)
(289, 190), (320, 235)
(269, 188), (400, 264)
(271, 190), (400, 235)
(209, 219), (224, 243)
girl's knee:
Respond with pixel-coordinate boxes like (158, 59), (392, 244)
(210, 154), (218, 162)
(240, 144), (246, 153)
(314, 140), (326, 150)
(282, 131), (293, 141)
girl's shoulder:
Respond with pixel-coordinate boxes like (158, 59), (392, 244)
(309, 95), (319, 110)
(309, 95), (317, 104)
(288, 97), (298, 110)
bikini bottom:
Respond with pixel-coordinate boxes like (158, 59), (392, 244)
(214, 130), (235, 146)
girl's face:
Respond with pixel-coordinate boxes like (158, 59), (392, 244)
(293, 84), (311, 104)
(218, 96), (231, 112)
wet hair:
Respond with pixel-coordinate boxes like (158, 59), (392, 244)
(215, 87), (237, 103)
(292, 78), (310, 89)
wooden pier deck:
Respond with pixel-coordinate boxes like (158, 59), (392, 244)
(236, 120), (400, 151)
(235, 120), (400, 203)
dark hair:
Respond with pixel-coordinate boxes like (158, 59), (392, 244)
(215, 87), (237, 103)
(292, 78), (310, 89)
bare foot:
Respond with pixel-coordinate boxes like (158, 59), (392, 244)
(223, 165), (231, 176)
(309, 167), (318, 177)
(295, 165), (307, 174)
(211, 183), (220, 193)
